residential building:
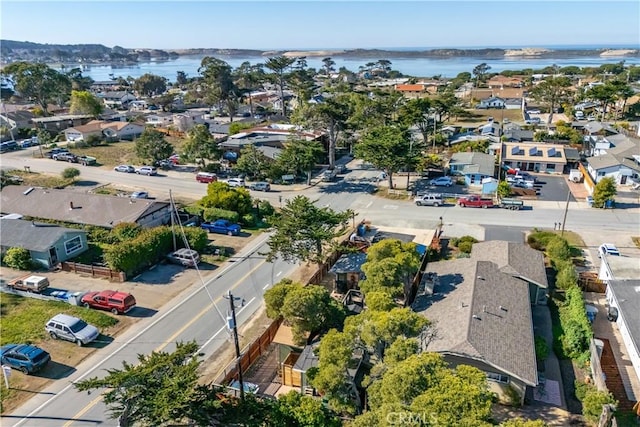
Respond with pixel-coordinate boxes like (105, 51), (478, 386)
(501, 142), (567, 174)
(586, 134), (640, 185)
(395, 84), (428, 98)
(172, 110), (207, 132)
(1, 186), (171, 229)
(487, 75), (523, 89)
(64, 120), (144, 142)
(0, 218), (88, 268)
(98, 91), (137, 109)
(328, 252), (367, 293)
(146, 112), (174, 128)
(412, 258), (538, 405)
(477, 97), (506, 109)
(31, 114), (92, 132)
(447, 152), (496, 187)
(0, 109), (36, 131)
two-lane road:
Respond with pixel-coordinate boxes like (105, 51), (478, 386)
(4, 233), (298, 427)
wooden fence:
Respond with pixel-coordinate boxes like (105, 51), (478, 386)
(60, 261), (126, 282)
(214, 317), (283, 386)
(578, 272), (606, 293)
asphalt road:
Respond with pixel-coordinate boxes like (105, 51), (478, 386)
(2, 149), (639, 425)
(4, 234), (299, 427)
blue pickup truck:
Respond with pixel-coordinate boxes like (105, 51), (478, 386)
(201, 219), (241, 236)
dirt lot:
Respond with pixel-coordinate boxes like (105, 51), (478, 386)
(0, 231), (260, 414)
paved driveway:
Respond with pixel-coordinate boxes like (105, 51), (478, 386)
(536, 174), (575, 202)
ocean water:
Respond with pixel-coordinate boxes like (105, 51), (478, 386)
(77, 50), (640, 82)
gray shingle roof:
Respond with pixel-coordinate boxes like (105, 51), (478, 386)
(470, 240), (548, 288)
(450, 152), (495, 177)
(329, 253), (367, 274)
(413, 259), (537, 386)
(0, 218), (86, 252)
(1, 186), (170, 228)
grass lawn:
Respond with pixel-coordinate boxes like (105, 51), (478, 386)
(0, 294), (120, 412)
(6, 169), (73, 188)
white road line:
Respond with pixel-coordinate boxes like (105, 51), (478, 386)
(263, 283), (270, 290)
(276, 271), (282, 277)
(365, 201), (372, 209)
(197, 297), (256, 353)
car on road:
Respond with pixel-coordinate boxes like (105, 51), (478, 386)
(429, 176), (453, 187)
(44, 148), (69, 158)
(226, 178), (246, 187)
(131, 191), (149, 199)
(598, 243), (620, 258)
(114, 165), (135, 173)
(52, 152), (78, 162)
(201, 219), (241, 236)
(249, 181), (271, 191)
(0, 344), (51, 374)
(81, 290), (137, 315)
(414, 193), (444, 207)
(196, 172), (218, 183)
(136, 166), (157, 176)
(45, 313), (99, 346)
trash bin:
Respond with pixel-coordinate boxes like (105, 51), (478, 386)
(605, 199), (614, 209)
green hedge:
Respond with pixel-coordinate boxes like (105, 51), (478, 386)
(558, 286), (592, 362)
(203, 207), (239, 223)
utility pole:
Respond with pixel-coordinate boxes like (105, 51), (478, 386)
(226, 291), (244, 401)
(560, 189), (570, 237)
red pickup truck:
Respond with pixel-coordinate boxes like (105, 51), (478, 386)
(457, 196), (494, 208)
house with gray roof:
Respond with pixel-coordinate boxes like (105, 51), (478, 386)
(605, 280), (640, 388)
(0, 218), (88, 268)
(470, 241), (549, 305)
(447, 152), (496, 187)
(1, 186), (171, 229)
(586, 135), (640, 185)
(412, 258), (538, 405)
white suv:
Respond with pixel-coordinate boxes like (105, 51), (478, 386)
(136, 166), (157, 176)
(45, 314), (99, 346)
(226, 178), (245, 187)
(598, 243), (620, 258)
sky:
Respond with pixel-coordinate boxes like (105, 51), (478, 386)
(1, 1), (639, 50)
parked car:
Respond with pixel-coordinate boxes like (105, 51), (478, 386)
(196, 172), (218, 183)
(249, 181), (271, 191)
(7, 275), (49, 292)
(201, 219), (241, 236)
(18, 137), (39, 148)
(527, 109), (541, 114)
(414, 193), (444, 207)
(81, 290), (137, 315)
(226, 178), (245, 187)
(136, 166), (157, 176)
(429, 176), (453, 187)
(321, 169), (337, 182)
(78, 155), (97, 166)
(457, 195), (494, 208)
(0, 344), (51, 374)
(167, 248), (201, 267)
(45, 314), (99, 346)
(131, 191), (149, 199)
(114, 165), (135, 173)
(52, 152), (78, 162)
(45, 148), (69, 159)
(598, 243), (620, 258)
(512, 180), (534, 189)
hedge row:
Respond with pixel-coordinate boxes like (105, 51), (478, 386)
(104, 226), (207, 276)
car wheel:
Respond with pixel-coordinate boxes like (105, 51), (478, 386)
(460, 203), (466, 208)
(482, 204), (488, 209)
(76, 339), (83, 347)
(84, 302), (91, 309)
(20, 366), (29, 375)
(416, 202), (422, 206)
(227, 231), (233, 236)
(434, 203), (439, 207)
(111, 308), (119, 315)
(49, 331), (58, 340)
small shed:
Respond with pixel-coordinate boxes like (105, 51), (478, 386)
(329, 252), (367, 293)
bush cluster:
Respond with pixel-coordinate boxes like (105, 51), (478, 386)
(574, 380), (617, 423)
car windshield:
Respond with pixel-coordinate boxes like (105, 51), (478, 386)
(69, 319), (88, 333)
(32, 350), (49, 362)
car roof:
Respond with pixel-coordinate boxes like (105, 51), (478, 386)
(50, 313), (81, 324)
(1, 344), (44, 356)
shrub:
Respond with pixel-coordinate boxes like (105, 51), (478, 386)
(546, 236), (571, 263)
(577, 381), (617, 423)
(527, 230), (556, 251)
(242, 213), (256, 227)
(555, 264), (578, 290)
(458, 241), (474, 254)
(535, 335), (550, 362)
(203, 207), (239, 223)
(179, 227), (208, 252)
(558, 286), (592, 362)
(2, 247), (33, 270)
(61, 167), (80, 181)
(112, 222), (142, 242)
(451, 235), (478, 247)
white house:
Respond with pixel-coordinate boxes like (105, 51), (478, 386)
(172, 110), (206, 132)
(586, 135), (640, 185)
(477, 97), (506, 109)
(64, 120), (144, 142)
(99, 91), (137, 109)
(146, 113), (173, 127)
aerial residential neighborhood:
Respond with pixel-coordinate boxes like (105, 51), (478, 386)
(1, 9), (640, 425)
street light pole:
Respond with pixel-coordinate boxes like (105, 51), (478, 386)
(226, 291), (244, 401)
(560, 189), (570, 237)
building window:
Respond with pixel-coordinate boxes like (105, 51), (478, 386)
(486, 371), (510, 384)
(64, 236), (83, 255)
(546, 164), (556, 170)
